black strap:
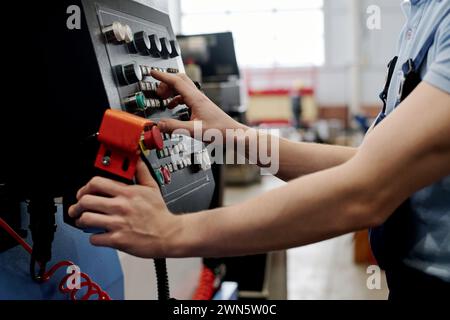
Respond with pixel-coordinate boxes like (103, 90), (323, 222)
(379, 56), (398, 114)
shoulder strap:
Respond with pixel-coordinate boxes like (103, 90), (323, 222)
(379, 56), (398, 114)
(402, 8), (450, 74)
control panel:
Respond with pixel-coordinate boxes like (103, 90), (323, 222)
(87, 0), (213, 214)
(59, 0), (215, 220)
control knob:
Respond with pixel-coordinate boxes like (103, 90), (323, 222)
(148, 34), (162, 57)
(169, 40), (181, 58)
(102, 21), (126, 43)
(115, 62), (143, 86)
(159, 37), (173, 59)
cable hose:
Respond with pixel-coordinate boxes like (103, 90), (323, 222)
(154, 258), (170, 300)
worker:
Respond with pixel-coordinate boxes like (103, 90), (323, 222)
(69, 1), (450, 300)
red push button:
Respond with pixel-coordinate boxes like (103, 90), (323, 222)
(143, 126), (164, 150)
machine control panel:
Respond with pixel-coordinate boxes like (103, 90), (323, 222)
(62, 0), (215, 219)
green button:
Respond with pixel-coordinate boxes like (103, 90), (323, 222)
(154, 169), (165, 185)
(135, 92), (146, 110)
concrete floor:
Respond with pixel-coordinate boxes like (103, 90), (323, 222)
(224, 175), (389, 300)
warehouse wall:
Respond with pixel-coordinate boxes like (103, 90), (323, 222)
(246, 0), (405, 108)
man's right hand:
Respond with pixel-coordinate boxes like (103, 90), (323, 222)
(151, 70), (246, 141)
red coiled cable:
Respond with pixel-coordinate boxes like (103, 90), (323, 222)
(0, 217), (111, 300)
(193, 266), (216, 300)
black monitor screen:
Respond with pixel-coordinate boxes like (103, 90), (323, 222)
(177, 32), (240, 83)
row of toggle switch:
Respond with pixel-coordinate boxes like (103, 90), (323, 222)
(103, 21), (180, 60)
(157, 141), (189, 159)
(115, 62), (179, 86)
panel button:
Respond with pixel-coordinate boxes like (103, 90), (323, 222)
(115, 62), (143, 86)
(102, 21), (126, 43)
(160, 37), (173, 59)
(154, 168), (165, 186)
(149, 35), (162, 57)
(123, 92), (147, 111)
(143, 126), (164, 150)
(134, 31), (152, 55)
(161, 166), (172, 184)
(170, 40), (181, 58)
(123, 24), (134, 43)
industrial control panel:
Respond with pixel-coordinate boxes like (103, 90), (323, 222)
(59, 0), (216, 217)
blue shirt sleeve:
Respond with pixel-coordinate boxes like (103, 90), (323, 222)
(424, 15), (450, 94)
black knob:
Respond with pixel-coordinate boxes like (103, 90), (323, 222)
(160, 38), (172, 59)
(133, 31), (151, 55)
(169, 40), (181, 58)
(115, 62), (143, 86)
(148, 34), (162, 57)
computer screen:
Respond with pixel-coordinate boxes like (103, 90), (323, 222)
(177, 32), (240, 83)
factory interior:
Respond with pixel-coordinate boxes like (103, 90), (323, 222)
(1, 0), (449, 304)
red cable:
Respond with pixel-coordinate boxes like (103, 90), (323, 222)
(0, 217), (111, 300)
(193, 266), (216, 300)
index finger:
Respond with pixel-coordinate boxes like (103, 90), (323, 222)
(151, 70), (196, 97)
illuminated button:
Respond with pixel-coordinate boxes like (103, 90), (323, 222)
(154, 169), (165, 185)
(123, 92), (146, 111)
(102, 21), (126, 43)
(168, 164), (174, 173)
(157, 150), (165, 159)
(169, 147), (174, 156)
(185, 157), (192, 166)
(173, 145), (180, 154)
(178, 160), (185, 170)
(143, 126), (164, 150)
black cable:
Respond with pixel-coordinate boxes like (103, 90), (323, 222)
(154, 258), (170, 300)
(27, 197), (57, 282)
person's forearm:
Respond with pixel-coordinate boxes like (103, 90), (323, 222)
(170, 159), (382, 258)
(234, 128), (357, 181)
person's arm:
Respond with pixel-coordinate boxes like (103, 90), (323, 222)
(152, 71), (356, 181)
(69, 82), (450, 259)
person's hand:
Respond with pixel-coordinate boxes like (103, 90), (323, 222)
(151, 70), (247, 141)
(68, 159), (182, 258)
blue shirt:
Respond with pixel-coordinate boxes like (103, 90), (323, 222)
(384, 0), (450, 281)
